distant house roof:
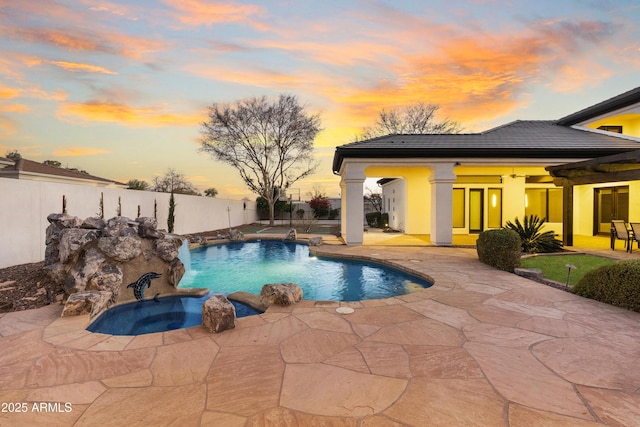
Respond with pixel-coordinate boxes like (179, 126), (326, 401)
(332, 120), (640, 173)
(0, 156), (13, 166)
(0, 158), (126, 187)
(556, 86), (640, 126)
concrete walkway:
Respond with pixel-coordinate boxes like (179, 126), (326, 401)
(1, 245), (639, 426)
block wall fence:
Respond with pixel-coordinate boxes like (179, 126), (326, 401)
(0, 179), (258, 268)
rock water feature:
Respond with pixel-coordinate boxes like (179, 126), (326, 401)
(44, 213), (194, 319)
(46, 213), (303, 334)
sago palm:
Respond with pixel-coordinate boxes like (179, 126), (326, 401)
(504, 215), (563, 253)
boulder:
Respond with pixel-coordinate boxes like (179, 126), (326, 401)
(44, 262), (66, 284)
(168, 258), (185, 286)
(98, 236), (142, 261)
(136, 217), (164, 239)
(227, 229), (245, 241)
(135, 216), (157, 229)
(88, 263), (123, 304)
(62, 247), (106, 293)
(153, 238), (181, 261)
(186, 235), (207, 245)
(61, 290), (112, 318)
(81, 216), (106, 230)
(284, 229), (297, 241)
(47, 213), (82, 228)
(102, 216), (138, 237)
(308, 236), (322, 246)
(59, 229), (99, 263)
(260, 283), (303, 306)
(202, 295), (236, 333)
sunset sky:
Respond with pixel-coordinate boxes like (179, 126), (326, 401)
(1, 0), (639, 199)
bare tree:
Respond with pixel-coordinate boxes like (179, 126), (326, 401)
(152, 169), (200, 195)
(364, 190), (383, 213)
(200, 94), (321, 225)
(360, 103), (462, 139)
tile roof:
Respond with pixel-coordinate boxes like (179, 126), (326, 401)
(0, 158), (126, 186)
(333, 120), (640, 172)
(556, 86), (640, 126)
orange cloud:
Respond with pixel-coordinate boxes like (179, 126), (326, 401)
(317, 17), (621, 132)
(0, 116), (19, 134)
(1, 27), (168, 59)
(186, 63), (311, 89)
(50, 61), (118, 75)
(163, 0), (264, 28)
(0, 104), (29, 113)
(52, 147), (111, 156)
(0, 85), (21, 99)
(57, 101), (203, 127)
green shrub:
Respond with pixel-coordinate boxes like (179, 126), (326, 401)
(366, 212), (382, 227)
(382, 213), (389, 227)
(504, 215), (563, 253)
(573, 260), (640, 312)
(476, 228), (521, 272)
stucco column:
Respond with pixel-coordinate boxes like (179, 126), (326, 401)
(339, 163), (366, 245)
(342, 178), (365, 245)
(429, 163), (456, 246)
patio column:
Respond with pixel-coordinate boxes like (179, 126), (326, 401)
(340, 163), (366, 245)
(561, 179), (574, 247)
(429, 163), (456, 246)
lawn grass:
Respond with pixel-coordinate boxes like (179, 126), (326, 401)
(520, 254), (616, 286)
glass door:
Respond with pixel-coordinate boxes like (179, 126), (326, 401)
(469, 189), (484, 233)
(594, 186), (629, 234)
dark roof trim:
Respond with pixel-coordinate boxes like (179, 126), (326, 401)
(377, 178), (396, 186)
(333, 147), (631, 173)
(556, 86), (640, 126)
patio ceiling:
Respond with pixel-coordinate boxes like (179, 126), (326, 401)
(546, 149), (640, 185)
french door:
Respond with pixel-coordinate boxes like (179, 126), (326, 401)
(594, 186), (629, 234)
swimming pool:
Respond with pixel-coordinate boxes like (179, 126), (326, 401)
(178, 240), (432, 301)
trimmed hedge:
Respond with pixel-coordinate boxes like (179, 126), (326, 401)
(476, 228), (521, 272)
(366, 212), (382, 227)
(572, 259), (640, 312)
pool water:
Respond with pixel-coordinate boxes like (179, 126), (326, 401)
(87, 294), (260, 336)
(178, 240), (432, 301)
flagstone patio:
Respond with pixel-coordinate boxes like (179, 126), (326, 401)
(1, 244), (639, 426)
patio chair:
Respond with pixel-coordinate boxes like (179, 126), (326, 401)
(610, 220), (631, 252)
(629, 223), (640, 253)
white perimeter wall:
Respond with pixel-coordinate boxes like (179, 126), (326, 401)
(0, 179), (258, 268)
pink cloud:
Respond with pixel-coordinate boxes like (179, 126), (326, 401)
(50, 61), (118, 75)
(162, 0), (265, 28)
(57, 100), (203, 127)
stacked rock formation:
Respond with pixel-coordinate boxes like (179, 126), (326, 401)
(44, 213), (186, 317)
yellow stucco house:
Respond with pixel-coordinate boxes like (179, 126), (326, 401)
(333, 87), (640, 246)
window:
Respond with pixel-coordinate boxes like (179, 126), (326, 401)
(452, 188), (465, 228)
(525, 188), (562, 222)
(597, 125), (622, 133)
(487, 188), (502, 228)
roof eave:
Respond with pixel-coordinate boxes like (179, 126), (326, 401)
(556, 87), (640, 126)
(332, 146), (638, 173)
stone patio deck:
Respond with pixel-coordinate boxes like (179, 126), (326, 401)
(1, 245), (639, 426)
